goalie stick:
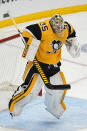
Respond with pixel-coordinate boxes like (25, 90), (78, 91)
(7, 11), (26, 45)
(33, 57), (71, 90)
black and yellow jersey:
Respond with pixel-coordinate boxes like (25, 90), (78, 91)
(22, 19), (76, 64)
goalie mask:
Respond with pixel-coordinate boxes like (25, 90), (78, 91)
(50, 14), (64, 36)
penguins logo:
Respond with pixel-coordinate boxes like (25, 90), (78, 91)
(50, 40), (62, 53)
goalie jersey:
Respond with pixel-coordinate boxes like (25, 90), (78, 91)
(22, 19), (76, 64)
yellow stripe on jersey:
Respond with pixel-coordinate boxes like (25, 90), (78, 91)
(9, 74), (38, 113)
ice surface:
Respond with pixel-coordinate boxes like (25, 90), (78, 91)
(0, 96), (87, 131)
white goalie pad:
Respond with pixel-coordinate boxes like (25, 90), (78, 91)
(65, 37), (81, 58)
(44, 72), (66, 118)
(26, 38), (40, 61)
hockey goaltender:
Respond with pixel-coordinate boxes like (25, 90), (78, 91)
(8, 14), (80, 119)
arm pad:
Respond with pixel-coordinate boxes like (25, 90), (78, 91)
(65, 37), (81, 58)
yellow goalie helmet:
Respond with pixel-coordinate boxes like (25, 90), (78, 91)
(50, 14), (64, 35)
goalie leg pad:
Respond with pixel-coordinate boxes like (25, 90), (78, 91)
(44, 72), (67, 118)
(9, 74), (42, 116)
(9, 74), (43, 116)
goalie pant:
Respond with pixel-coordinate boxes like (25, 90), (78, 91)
(9, 60), (67, 118)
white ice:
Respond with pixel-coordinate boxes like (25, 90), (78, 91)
(0, 12), (87, 131)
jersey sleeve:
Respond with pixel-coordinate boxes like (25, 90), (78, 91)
(22, 24), (42, 46)
(64, 21), (76, 39)
(25, 24), (42, 40)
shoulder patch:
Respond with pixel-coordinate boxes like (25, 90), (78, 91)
(26, 24), (42, 40)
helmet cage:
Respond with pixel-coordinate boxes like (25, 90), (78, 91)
(50, 14), (64, 33)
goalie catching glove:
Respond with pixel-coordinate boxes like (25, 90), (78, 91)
(65, 37), (80, 58)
